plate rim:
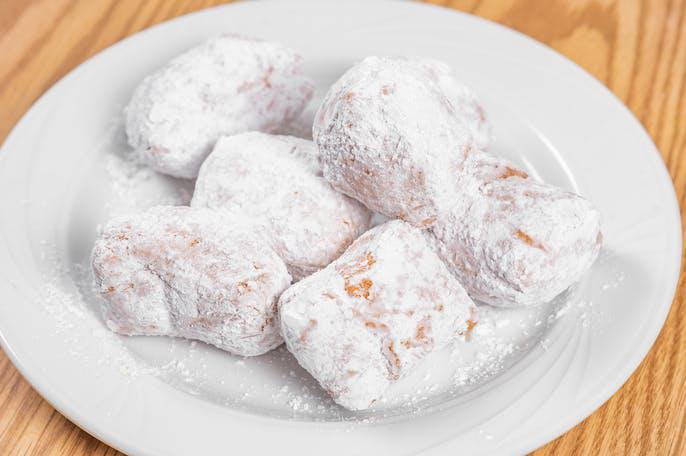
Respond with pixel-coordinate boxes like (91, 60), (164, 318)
(0, 1), (681, 454)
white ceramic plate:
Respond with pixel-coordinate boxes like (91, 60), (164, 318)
(0, 1), (680, 454)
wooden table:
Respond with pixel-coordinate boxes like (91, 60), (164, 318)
(1, 0), (684, 454)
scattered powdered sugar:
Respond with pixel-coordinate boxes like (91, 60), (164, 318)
(598, 251), (626, 291)
(449, 312), (516, 387)
(106, 154), (192, 209)
(104, 141), (153, 208)
(102, 111), (150, 199)
(102, 116), (193, 216)
(447, 294), (568, 388)
(37, 241), (215, 388)
(367, 285), (582, 416)
(39, 244), (144, 379)
(42, 283), (86, 343)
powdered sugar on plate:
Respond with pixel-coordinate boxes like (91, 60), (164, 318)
(102, 113), (193, 216)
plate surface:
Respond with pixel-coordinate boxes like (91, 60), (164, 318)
(0, 1), (680, 454)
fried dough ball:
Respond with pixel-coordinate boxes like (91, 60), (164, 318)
(192, 132), (371, 281)
(429, 152), (602, 307)
(91, 206), (291, 356)
(279, 220), (476, 410)
(314, 56), (478, 227)
(125, 34), (314, 178)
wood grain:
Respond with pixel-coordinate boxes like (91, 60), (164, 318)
(0, 0), (684, 454)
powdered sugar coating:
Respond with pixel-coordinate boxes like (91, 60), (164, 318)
(313, 56), (488, 226)
(429, 151), (603, 307)
(279, 220), (477, 410)
(417, 58), (491, 150)
(91, 206), (291, 356)
(125, 34), (314, 178)
(192, 132), (372, 281)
